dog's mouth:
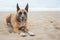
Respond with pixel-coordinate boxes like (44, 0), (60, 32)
(20, 21), (26, 27)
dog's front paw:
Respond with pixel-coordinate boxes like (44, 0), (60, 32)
(28, 32), (35, 36)
(20, 33), (27, 37)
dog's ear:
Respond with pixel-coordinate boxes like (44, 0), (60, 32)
(17, 3), (20, 12)
(25, 3), (29, 12)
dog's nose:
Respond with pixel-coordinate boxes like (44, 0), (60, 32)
(22, 17), (24, 21)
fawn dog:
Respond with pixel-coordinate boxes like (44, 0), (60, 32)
(6, 3), (35, 36)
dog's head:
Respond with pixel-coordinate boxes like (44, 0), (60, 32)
(16, 3), (28, 27)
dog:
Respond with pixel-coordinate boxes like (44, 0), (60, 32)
(6, 3), (35, 36)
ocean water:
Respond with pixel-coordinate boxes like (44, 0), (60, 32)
(0, 0), (60, 11)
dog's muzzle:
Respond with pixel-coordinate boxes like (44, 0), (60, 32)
(17, 13), (27, 29)
(20, 13), (27, 21)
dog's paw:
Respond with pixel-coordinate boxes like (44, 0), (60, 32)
(28, 32), (35, 36)
(20, 33), (27, 37)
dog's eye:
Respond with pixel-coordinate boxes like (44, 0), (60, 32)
(19, 12), (22, 15)
(24, 12), (26, 15)
(24, 12), (27, 17)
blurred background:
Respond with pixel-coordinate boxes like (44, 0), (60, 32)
(0, 0), (60, 12)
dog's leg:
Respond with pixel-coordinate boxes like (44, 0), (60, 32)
(6, 14), (13, 33)
(13, 23), (21, 34)
(24, 26), (35, 36)
(27, 31), (35, 36)
(21, 26), (28, 33)
(13, 27), (21, 34)
(6, 14), (11, 25)
(19, 26), (28, 37)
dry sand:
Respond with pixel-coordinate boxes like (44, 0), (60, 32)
(0, 11), (60, 40)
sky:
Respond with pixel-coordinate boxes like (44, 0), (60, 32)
(0, 0), (60, 11)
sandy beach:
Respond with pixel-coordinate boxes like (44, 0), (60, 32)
(0, 11), (60, 40)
